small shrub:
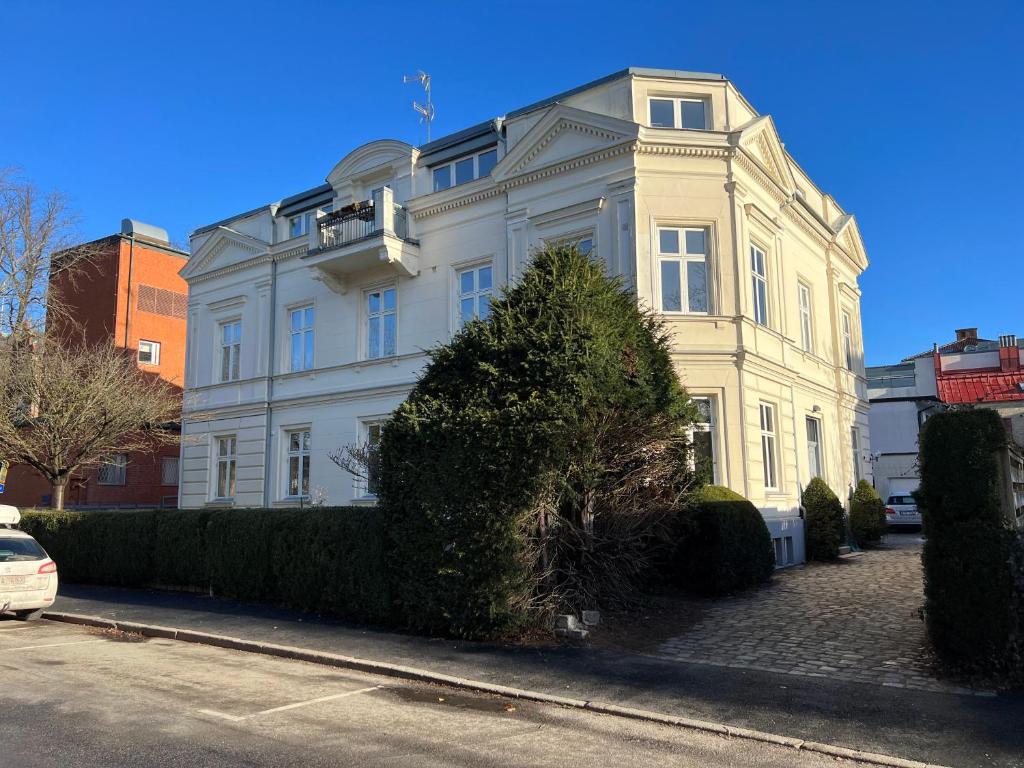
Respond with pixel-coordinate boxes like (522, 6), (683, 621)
(674, 485), (775, 595)
(850, 479), (886, 548)
(803, 477), (844, 561)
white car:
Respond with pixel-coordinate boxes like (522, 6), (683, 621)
(884, 494), (922, 527)
(0, 505), (58, 620)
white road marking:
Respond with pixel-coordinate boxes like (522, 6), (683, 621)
(199, 685), (381, 722)
(0, 624), (33, 632)
(3, 639), (106, 652)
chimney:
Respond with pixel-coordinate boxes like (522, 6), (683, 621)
(999, 334), (1020, 372)
(955, 327), (979, 343)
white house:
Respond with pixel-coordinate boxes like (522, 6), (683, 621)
(180, 67), (871, 566)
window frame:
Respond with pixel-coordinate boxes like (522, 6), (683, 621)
(214, 435), (237, 501)
(161, 456), (179, 486)
(805, 415), (823, 480)
(750, 244), (769, 327)
(431, 147), (499, 192)
(655, 225), (711, 315)
(363, 284), (398, 360)
(97, 453), (128, 486)
(288, 304), (315, 373)
(759, 402), (779, 491)
(288, 204), (333, 240)
(647, 96), (710, 130)
(138, 339), (161, 366)
(283, 427), (311, 500)
(356, 419), (385, 499)
(688, 396), (718, 484)
(455, 261), (494, 328)
(841, 309), (855, 370)
(851, 427), (862, 483)
(797, 282), (814, 353)
(219, 319), (242, 383)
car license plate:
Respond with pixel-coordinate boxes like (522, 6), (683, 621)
(900, 510), (917, 517)
(0, 575), (27, 586)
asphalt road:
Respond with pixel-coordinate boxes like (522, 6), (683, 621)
(1, 619), (850, 768)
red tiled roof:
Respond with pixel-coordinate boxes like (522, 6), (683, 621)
(937, 370), (1024, 403)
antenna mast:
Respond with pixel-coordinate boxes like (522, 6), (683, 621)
(403, 70), (435, 142)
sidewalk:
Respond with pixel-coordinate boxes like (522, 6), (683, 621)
(50, 584), (1024, 768)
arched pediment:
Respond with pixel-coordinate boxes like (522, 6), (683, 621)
(326, 140), (416, 187)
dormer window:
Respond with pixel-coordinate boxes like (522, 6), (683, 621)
(649, 97), (709, 130)
(288, 204), (334, 239)
(432, 148), (499, 192)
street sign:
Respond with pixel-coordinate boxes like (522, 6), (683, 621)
(0, 484), (5, 494)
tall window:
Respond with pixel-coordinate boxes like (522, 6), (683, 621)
(689, 397), (717, 484)
(360, 421), (383, 497)
(457, 264), (493, 325)
(97, 454), (127, 486)
(285, 429), (311, 499)
(138, 340), (160, 366)
(657, 226), (709, 314)
(806, 416), (823, 479)
(798, 283), (813, 353)
(432, 148), (498, 192)
(750, 245), (769, 326)
(366, 287), (397, 359)
(161, 457), (179, 486)
(841, 310), (854, 370)
(760, 402), (778, 490)
(215, 436), (236, 500)
(220, 321), (241, 382)
(289, 306), (315, 372)
(851, 428), (862, 483)
(648, 97), (709, 129)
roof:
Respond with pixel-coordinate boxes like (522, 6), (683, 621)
(904, 336), (1001, 361)
(937, 370), (1024, 404)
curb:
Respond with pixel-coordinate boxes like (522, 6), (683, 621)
(44, 611), (948, 768)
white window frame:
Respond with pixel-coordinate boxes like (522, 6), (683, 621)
(432, 147), (499, 192)
(806, 415), (823, 480)
(161, 456), (179, 486)
(656, 225), (711, 315)
(219, 320), (241, 382)
(688, 396), (718, 483)
(759, 402), (779, 491)
(841, 309), (855, 370)
(283, 428), (311, 500)
(288, 204), (333, 240)
(214, 436), (237, 501)
(356, 419), (385, 499)
(851, 427), (862, 483)
(364, 284), (397, 360)
(138, 340), (160, 366)
(455, 261), (494, 327)
(288, 304), (315, 372)
(750, 245), (769, 327)
(647, 96), (710, 130)
(97, 454), (127, 486)
(797, 282), (813, 353)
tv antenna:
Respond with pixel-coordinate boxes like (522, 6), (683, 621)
(403, 70), (435, 142)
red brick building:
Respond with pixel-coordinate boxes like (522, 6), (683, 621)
(3, 220), (188, 508)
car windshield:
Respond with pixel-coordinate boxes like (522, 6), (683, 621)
(0, 537), (47, 562)
(888, 495), (916, 505)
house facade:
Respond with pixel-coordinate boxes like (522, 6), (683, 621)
(180, 68), (871, 565)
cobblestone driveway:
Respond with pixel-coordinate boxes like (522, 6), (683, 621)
(655, 533), (990, 695)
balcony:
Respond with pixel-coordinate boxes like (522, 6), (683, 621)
(302, 187), (419, 294)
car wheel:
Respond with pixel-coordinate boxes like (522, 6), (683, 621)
(14, 608), (44, 621)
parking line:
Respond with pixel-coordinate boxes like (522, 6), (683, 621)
(199, 685), (381, 722)
(4, 639), (107, 652)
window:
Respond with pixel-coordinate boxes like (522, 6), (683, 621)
(842, 310), (854, 370)
(657, 226), (709, 314)
(289, 306), (315, 372)
(806, 416), (823, 479)
(432, 148), (499, 192)
(689, 397), (717, 483)
(751, 245), (769, 326)
(215, 436), (236, 500)
(161, 457), (179, 486)
(288, 204), (333, 239)
(798, 283), (813, 353)
(648, 97), (708, 129)
(219, 321), (241, 382)
(578, 236), (594, 256)
(289, 215), (304, 239)
(97, 454), (127, 486)
(773, 536), (795, 567)
(457, 263), (493, 326)
(366, 287), (397, 359)
(851, 428), (862, 483)
(760, 402), (778, 490)
(360, 421), (383, 498)
(285, 429), (311, 499)
(138, 340), (160, 365)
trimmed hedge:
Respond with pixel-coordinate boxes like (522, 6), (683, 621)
(850, 479), (886, 548)
(803, 477), (845, 561)
(674, 485), (775, 596)
(18, 507), (391, 623)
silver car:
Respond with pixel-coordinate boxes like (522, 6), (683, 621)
(1, 506), (59, 620)
(884, 494), (922, 527)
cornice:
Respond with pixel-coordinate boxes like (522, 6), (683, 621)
(188, 253), (273, 284)
(636, 144), (732, 159)
(410, 186), (504, 220)
(732, 150), (788, 205)
(781, 204), (831, 248)
(512, 119), (629, 174)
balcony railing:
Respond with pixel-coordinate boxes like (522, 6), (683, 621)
(317, 194), (409, 251)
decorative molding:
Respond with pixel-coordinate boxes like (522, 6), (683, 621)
(410, 186), (503, 220)
(206, 294), (247, 312)
(511, 119), (629, 174)
(502, 141), (636, 190)
(636, 144), (732, 159)
(530, 197), (605, 229)
(188, 253), (273, 284)
(732, 150), (788, 204)
(312, 268), (347, 295)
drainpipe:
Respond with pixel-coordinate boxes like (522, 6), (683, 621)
(262, 257), (278, 506)
(123, 235), (135, 349)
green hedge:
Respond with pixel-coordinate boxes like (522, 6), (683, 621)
(673, 485), (775, 596)
(850, 479), (886, 548)
(18, 507), (390, 623)
(803, 477), (845, 561)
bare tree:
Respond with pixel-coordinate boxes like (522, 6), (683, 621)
(0, 338), (180, 509)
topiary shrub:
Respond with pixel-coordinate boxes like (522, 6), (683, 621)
(850, 479), (886, 548)
(674, 485), (775, 595)
(803, 477), (845, 561)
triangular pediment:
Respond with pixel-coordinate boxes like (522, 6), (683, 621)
(180, 226), (269, 281)
(734, 116), (796, 194)
(832, 213), (868, 269)
(492, 105), (639, 183)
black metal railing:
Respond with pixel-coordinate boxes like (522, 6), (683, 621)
(318, 203), (376, 249)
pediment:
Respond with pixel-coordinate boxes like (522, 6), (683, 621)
(832, 213), (868, 269)
(735, 116), (796, 195)
(492, 105), (639, 183)
(180, 226), (269, 281)
(327, 140), (415, 187)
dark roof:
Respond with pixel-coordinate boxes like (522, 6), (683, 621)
(903, 336), (1002, 361)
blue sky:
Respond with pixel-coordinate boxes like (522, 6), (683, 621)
(2, 0), (1020, 365)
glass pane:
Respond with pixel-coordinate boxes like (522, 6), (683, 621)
(693, 398), (712, 424)
(478, 266), (492, 291)
(221, 348), (230, 381)
(218, 461), (227, 497)
(806, 418), (817, 442)
(432, 165), (451, 192)
(383, 288), (396, 312)
(228, 461), (235, 497)
(302, 431), (310, 451)
(290, 335), (302, 371)
(289, 217), (302, 238)
(461, 298), (475, 324)
(368, 316), (380, 358)
(685, 229), (706, 255)
(222, 324), (231, 344)
(290, 432), (300, 452)
(289, 457), (299, 496)
(659, 229), (679, 254)
(460, 270), (475, 294)
(455, 157), (475, 185)
(231, 347), (239, 380)
(477, 149), (497, 177)
(751, 247), (764, 275)
(478, 296), (491, 321)
(304, 307), (314, 327)
(368, 424), (381, 445)
(650, 98), (675, 128)
(304, 331), (314, 369)
(383, 315), (396, 357)
(693, 431), (714, 483)
(578, 238), (593, 255)
(660, 260), (682, 312)
(681, 100), (706, 129)
(368, 291), (380, 314)
(290, 310), (302, 331)
(301, 455), (310, 496)
(687, 261), (708, 312)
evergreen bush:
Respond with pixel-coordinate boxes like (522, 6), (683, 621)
(803, 477), (845, 561)
(850, 479), (886, 548)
